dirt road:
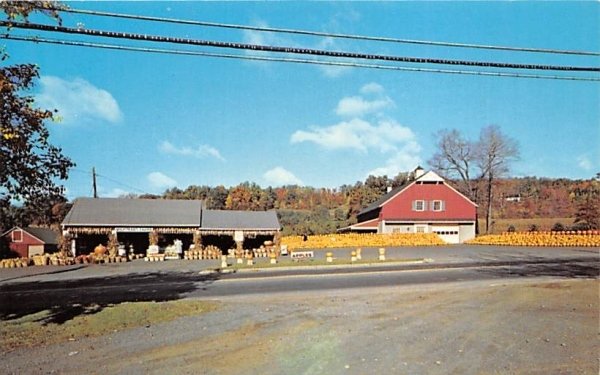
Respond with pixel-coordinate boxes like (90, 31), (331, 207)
(2, 278), (597, 374)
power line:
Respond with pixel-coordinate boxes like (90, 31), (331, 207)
(3, 21), (599, 73)
(71, 168), (148, 195)
(4, 34), (599, 82)
(45, 6), (600, 57)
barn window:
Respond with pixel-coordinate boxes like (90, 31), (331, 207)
(413, 200), (425, 211)
(431, 200), (445, 211)
(12, 229), (23, 242)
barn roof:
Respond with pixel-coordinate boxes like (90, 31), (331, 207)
(62, 198), (281, 231)
(62, 198), (203, 227)
(201, 210), (280, 230)
(1, 226), (60, 244)
(357, 182), (410, 217)
(357, 170), (476, 217)
(23, 227), (60, 244)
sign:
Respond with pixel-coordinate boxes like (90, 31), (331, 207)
(234, 230), (244, 242)
(115, 227), (152, 233)
(291, 251), (314, 260)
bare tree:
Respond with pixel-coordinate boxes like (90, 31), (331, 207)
(475, 125), (520, 233)
(428, 129), (477, 200)
(429, 126), (519, 235)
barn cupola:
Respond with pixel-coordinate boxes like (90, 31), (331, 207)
(413, 166), (425, 180)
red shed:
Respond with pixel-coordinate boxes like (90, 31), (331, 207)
(1, 226), (59, 258)
(346, 169), (477, 243)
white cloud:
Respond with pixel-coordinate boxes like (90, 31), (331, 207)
(243, 20), (295, 61)
(147, 172), (177, 189)
(319, 64), (352, 78)
(291, 118), (415, 153)
(37, 76), (122, 124)
(577, 155), (593, 170)
(263, 167), (303, 186)
(291, 83), (422, 178)
(360, 82), (385, 95)
(242, 20), (353, 78)
(367, 142), (422, 177)
(335, 96), (394, 117)
(104, 188), (130, 198)
(159, 140), (225, 161)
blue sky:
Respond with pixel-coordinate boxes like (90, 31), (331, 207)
(3, 1), (599, 198)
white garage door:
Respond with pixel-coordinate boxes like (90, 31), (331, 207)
(431, 225), (460, 244)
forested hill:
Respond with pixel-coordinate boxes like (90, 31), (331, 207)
(140, 175), (598, 235)
(3, 174), (597, 236)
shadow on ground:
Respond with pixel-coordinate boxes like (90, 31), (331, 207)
(0, 271), (219, 324)
(479, 261), (599, 279)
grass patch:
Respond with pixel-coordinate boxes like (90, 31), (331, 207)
(0, 300), (218, 352)
(228, 258), (425, 270)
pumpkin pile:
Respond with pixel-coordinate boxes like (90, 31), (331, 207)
(282, 233), (445, 250)
(0, 257), (32, 268)
(467, 230), (600, 247)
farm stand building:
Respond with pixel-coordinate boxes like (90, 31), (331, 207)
(61, 198), (280, 255)
(346, 169), (477, 244)
(2, 227), (59, 258)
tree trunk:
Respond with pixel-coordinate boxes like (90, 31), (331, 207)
(485, 173), (493, 234)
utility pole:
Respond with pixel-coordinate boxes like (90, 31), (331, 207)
(92, 167), (98, 198)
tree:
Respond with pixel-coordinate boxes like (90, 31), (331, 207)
(573, 182), (600, 230)
(207, 185), (228, 209)
(1, 2), (74, 232)
(429, 126), (519, 234)
(573, 197), (600, 230)
(476, 125), (519, 233)
(1, 1), (64, 25)
(428, 129), (477, 200)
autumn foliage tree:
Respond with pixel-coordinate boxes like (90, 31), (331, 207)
(0, 1), (74, 232)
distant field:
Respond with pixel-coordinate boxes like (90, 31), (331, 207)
(480, 218), (576, 234)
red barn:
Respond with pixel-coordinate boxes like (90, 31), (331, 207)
(1, 227), (59, 258)
(347, 169), (477, 243)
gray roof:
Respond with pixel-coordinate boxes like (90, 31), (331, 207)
(62, 198), (203, 227)
(201, 210), (280, 230)
(1, 227), (60, 244)
(23, 227), (60, 244)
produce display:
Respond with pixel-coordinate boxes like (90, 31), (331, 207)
(0, 253), (139, 268)
(0, 258), (32, 268)
(184, 245), (222, 260)
(145, 254), (166, 262)
(282, 233), (445, 250)
(467, 231), (600, 247)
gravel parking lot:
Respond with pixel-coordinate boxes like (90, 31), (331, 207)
(1, 245), (598, 374)
(1, 278), (597, 375)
